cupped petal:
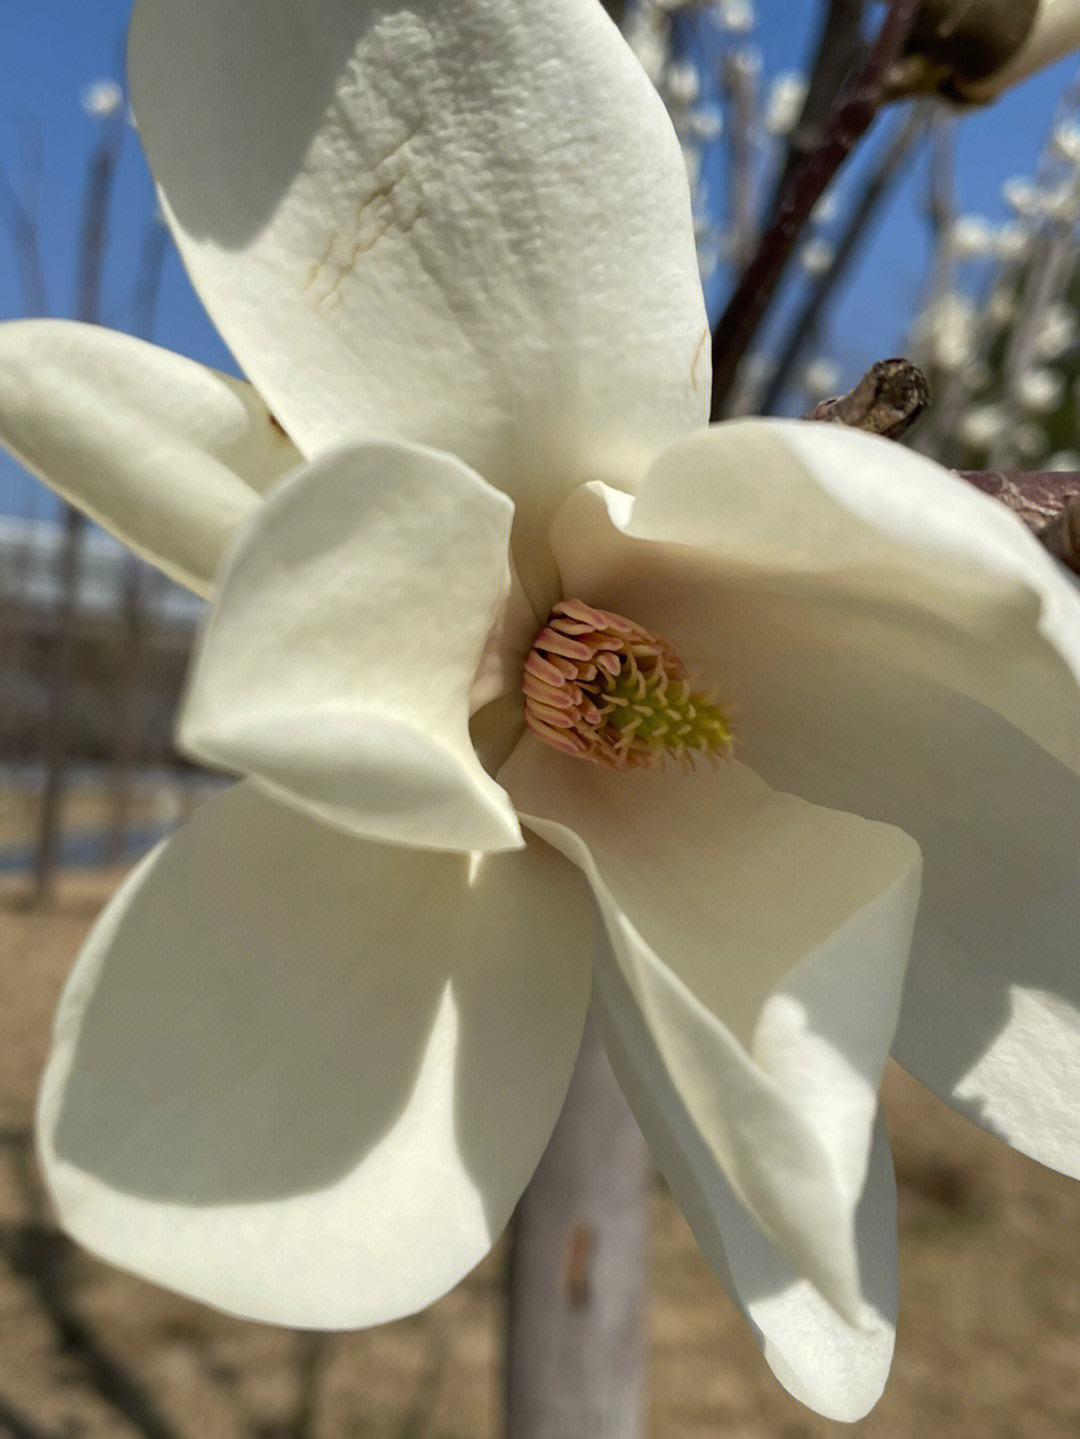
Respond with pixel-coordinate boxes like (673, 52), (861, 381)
(550, 421), (1080, 1174)
(179, 440), (524, 852)
(128, 0), (709, 609)
(501, 738), (919, 1349)
(38, 782), (594, 1327)
(0, 321), (301, 594)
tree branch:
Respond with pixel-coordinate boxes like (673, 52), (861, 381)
(710, 0), (923, 417)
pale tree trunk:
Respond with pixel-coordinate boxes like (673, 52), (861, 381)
(505, 1010), (652, 1439)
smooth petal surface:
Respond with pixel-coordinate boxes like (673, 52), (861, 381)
(128, 0), (709, 608)
(502, 739), (919, 1361)
(0, 321), (301, 594)
(551, 421), (1080, 1174)
(602, 964), (900, 1422)
(179, 440), (523, 852)
(38, 783), (594, 1327)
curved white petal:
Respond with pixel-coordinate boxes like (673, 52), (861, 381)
(128, 0), (709, 608)
(0, 321), (301, 594)
(550, 422), (1080, 1175)
(501, 737), (919, 1344)
(179, 440), (522, 852)
(602, 963), (899, 1422)
(37, 782), (594, 1327)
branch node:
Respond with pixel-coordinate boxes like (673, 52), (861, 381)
(804, 357), (929, 439)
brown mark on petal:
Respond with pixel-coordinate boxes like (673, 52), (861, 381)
(303, 130), (423, 312)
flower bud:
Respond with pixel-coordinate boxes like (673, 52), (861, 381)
(891, 0), (1080, 104)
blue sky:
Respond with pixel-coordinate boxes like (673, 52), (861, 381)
(1, 0), (1077, 519)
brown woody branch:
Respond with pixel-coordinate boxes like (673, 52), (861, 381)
(803, 359), (1080, 576)
(709, 0), (924, 416)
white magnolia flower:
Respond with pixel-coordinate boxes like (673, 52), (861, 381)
(2, 0), (1080, 1424)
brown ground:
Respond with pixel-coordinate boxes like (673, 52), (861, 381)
(2, 866), (1079, 1439)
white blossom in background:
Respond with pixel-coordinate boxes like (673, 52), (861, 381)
(1003, 175), (1041, 214)
(1047, 449), (1080, 468)
(1016, 366), (1066, 411)
(993, 220), (1032, 260)
(665, 59), (701, 110)
(80, 78), (123, 118)
(922, 290), (978, 370)
(948, 214), (996, 260)
(798, 235), (835, 276)
(718, 0), (755, 33)
(1034, 300), (1080, 358)
(764, 70), (807, 136)
(1, 0), (1080, 1427)
(801, 357), (841, 401)
(958, 403), (1009, 449)
(687, 106), (724, 142)
(1015, 420), (1051, 457)
(1053, 115), (1080, 162)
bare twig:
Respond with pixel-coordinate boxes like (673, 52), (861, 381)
(765, 0), (867, 225)
(763, 111), (923, 414)
(956, 469), (1080, 530)
(804, 356), (929, 438)
(0, 161), (48, 316)
(958, 470), (1080, 575)
(710, 0), (923, 417)
(723, 49), (759, 273)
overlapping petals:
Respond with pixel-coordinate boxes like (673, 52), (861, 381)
(38, 782), (594, 1326)
(127, 0), (709, 608)
(8, 0), (1080, 1419)
(0, 322), (300, 594)
(503, 743), (919, 1419)
(178, 440), (525, 851)
(549, 421), (1080, 1176)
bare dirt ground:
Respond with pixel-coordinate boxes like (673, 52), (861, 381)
(2, 866), (1080, 1439)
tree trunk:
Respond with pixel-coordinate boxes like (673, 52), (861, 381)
(505, 1009), (652, 1439)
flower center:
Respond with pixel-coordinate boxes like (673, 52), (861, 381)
(522, 598), (734, 772)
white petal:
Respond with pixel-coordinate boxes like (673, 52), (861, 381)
(0, 321), (301, 594)
(604, 959), (900, 1422)
(37, 783), (594, 1327)
(501, 738), (919, 1335)
(128, 0), (709, 608)
(551, 422), (1080, 1175)
(179, 440), (522, 852)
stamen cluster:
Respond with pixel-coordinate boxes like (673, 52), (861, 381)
(522, 598), (735, 772)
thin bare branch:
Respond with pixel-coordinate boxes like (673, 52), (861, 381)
(763, 110), (923, 413)
(765, 0), (866, 225)
(710, 0), (923, 417)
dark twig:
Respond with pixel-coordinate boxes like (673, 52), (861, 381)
(957, 469), (1080, 530)
(804, 357), (929, 439)
(710, 0), (923, 417)
(763, 111), (923, 414)
(765, 0), (867, 228)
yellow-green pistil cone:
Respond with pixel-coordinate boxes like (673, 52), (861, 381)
(522, 598), (735, 772)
